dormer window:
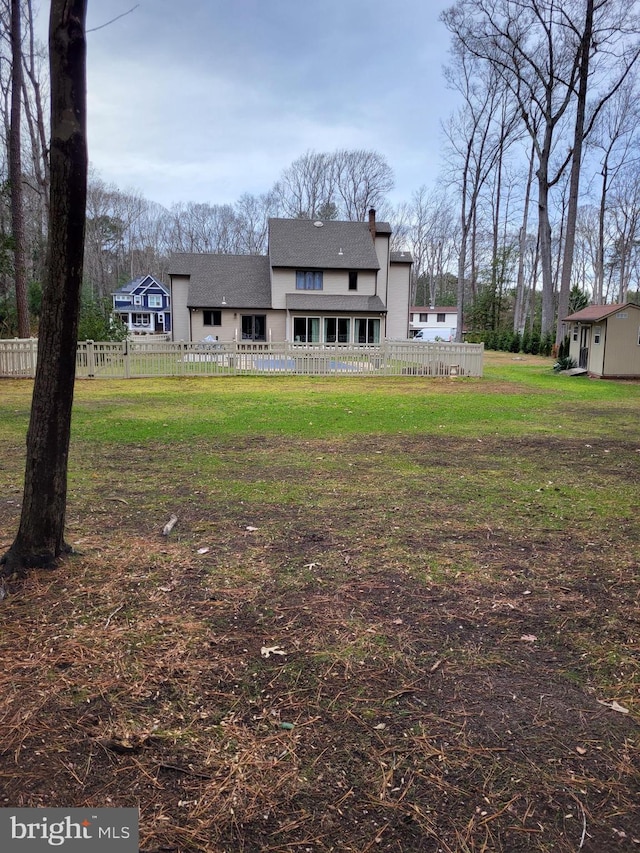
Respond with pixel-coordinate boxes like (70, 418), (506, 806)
(296, 271), (323, 290)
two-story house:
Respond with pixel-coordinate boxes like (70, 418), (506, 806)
(169, 211), (412, 343)
(112, 274), (172, 335)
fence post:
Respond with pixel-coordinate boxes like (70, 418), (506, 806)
(123, 339), (130, 379)
(86, 340), (95, 378)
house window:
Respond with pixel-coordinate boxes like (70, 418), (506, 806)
(134, 295), (142, 306)
(593, 325), (602, 345)
(324, 317), (350, 343)
(437, 313), (446, 323)
(203, 310), (221, 326)
(241, 314), (266, 341)
(132, 313), (150, 326)
(293, 317), (320, 342)
(148, 294), (163, 308)
(348, 271), (358, 291)
(419, 313), (428, 322)
(573, 325), (578, 342)
(355, 318), (380, 344)
(296, 271), (323, 290)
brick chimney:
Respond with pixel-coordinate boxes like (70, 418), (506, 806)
(368, 208), (376, 242)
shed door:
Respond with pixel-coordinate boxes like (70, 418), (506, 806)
(579, 326), (590, 369)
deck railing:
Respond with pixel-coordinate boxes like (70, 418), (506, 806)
(0, 339), (484, 379)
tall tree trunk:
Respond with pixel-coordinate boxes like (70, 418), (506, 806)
(538, 171), (554, 336)
(556, 0), (594, 343)
(514, 141), (536, 333)
(594, 160), (609, 305)
(2, 0), (88, 577)
(10, 0), (30, 338)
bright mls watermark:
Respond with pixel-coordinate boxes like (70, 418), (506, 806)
(0, 809), (138, 851)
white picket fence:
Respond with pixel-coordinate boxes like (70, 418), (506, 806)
(0, 338), (484, 379)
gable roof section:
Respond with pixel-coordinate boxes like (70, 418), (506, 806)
(169, 253), (271, 309)
(269, 218), (382, 270)
(564, 303), (638, 322)
(113, 274), (168, 296)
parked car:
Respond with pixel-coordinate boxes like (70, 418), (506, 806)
(412, 328), (455, 342)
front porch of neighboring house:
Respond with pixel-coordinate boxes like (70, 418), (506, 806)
(115, 309), (170, 335)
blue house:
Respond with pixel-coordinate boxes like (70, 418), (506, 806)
(112, 274), (171, 335)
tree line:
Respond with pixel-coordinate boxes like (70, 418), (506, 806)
(2, 1), (640, 343)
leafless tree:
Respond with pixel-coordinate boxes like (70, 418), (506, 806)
(556, 0), (640, 340)
(513, 140), (537, 333)
(8, 0), (28, 336)
(273, 150), (338, 220)
(442, 42), (518, 340)
(608, 166), (640, 301)
(587, 76), (640, 303)
(391, 186), (458, 306)
(234, 190), (279, 254)
(273, 148), (394, 222)
(333, 149), (394, 221)
(443, 0), (640, 339)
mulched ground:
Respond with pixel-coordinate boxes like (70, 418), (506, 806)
(0, 433), (638, 852)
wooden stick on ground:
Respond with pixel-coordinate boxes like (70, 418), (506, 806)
(161, 514), (178, 536)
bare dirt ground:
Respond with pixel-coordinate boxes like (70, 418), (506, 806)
(0, 433), (638, 852)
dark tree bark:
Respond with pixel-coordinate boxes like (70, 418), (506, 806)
(1, 0), (87, 577)
(10, 0), (30, 338)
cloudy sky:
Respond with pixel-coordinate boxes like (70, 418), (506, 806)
(71, 1), (457, 209)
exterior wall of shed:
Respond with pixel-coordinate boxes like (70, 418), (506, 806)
(567, 309), (640, 377)
(601, 310), (640, 376)
(170, 276), (190, 341)
(270, 268), (378, 309)
(386, 264), (411, 339)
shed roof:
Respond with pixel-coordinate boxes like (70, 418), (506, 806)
(268, 218), (382, 270)
(564, 303), (639, 322)
(168, 253), (271, 309)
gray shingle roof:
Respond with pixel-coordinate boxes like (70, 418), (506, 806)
(168, 253), (271, 309)
(285, 293), (386, 312)
(269, 218), (382, 270)
(390, 251), (413, 264)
